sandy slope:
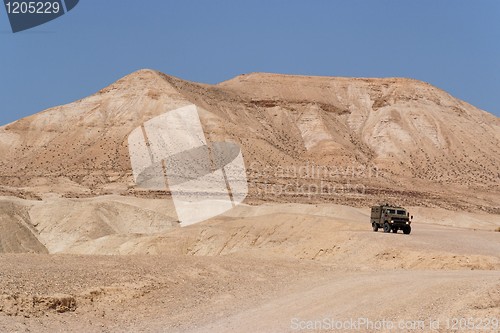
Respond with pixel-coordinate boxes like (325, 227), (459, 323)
(1, 196), (498, 256)
(0, 199), (498, 332)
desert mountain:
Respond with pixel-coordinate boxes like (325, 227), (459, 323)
(0, 69), (498, 212)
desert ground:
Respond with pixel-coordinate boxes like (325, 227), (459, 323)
(0, 199), (499, 332)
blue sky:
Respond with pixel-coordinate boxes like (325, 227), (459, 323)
(0, 1), (499, 125)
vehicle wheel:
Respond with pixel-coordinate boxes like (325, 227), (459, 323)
(403, 226), (411, 235)
(372, 223), (378, 232)
(393, 228), (398, 233)
(383, 222), (391, 233)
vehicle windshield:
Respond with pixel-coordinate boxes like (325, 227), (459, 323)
(397, 210), (406, 215)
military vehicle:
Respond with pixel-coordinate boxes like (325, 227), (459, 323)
(371, 204), (413, 234)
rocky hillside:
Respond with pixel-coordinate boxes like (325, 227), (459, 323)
(0, 69), (498, 211)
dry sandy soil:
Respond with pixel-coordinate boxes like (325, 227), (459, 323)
(0, 199), (499, 332)
(0, 70), (499, 332)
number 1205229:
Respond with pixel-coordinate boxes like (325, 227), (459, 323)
(5, 2), (61, 14)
